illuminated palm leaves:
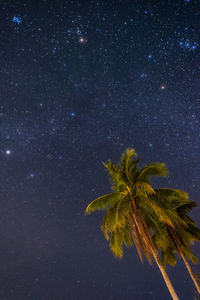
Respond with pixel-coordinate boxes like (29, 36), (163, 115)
(150, 189), (200, 265)
(137, 162), (168, 183)
(85, 147), (199, 265)
(85, 191), (132, 257)
(85, 192), (123, 215)
(85, 148), (172, 258)
(85, 148), (200, 297)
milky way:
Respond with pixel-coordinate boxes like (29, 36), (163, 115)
(0, 1), (199, 299)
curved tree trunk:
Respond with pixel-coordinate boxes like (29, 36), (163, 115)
(168, 227), (200, 294)
(152, 250), (179, 300)
(180, 252), (200, 294)
(129, 198), (179, 300)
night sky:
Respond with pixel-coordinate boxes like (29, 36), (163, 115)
(0, 0), (200, 299)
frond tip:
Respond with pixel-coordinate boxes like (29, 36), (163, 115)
(138, 163), (168, 182)
(85, 192), (123, 215)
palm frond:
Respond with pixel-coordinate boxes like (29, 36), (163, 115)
(185, 224), (200, 241)
(123, 228), (133, 248)
(137, 163), (168, 182)
(120, 148), (137, 171)
(155, 188), (189, 202)
(120, 149), (139, 186)
(85, 192), (123, 215)
(134, 182), (155, 197)
(101, 197), (130, 239)
(161, 248), (177, 268)
(109, 224), (133, 258)
(140, 198), (175, 228)
(177, 201), (197, 215)
(109, 228), (124, 257)
(153, 226), (172, 252)
(103, 161), (124, 191)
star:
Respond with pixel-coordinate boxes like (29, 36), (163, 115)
(140, 73), (147, 78)
(79, 37), (87, 43)
(12, 16), (22, 24)
(178, 40), (198, 51)
(0, 1), (199, 298)
(5, 149), (11, 155)
(191, 44), (197, 50)
(28, 173), (35, 179)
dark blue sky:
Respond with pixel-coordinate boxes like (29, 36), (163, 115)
(0, 0), (199, 299)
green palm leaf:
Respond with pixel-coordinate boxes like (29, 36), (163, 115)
(140, 198), (175, 227)
(155, 188), (189, 202)
(109, 225), (133, 258)
(101, 197), (130, 239)
(134, 181), (155, 197)
(138, 163), (168, 182)
(103, 161), (125, 192)
(161, 248), (177, 268)
(85, 192), (123, 215)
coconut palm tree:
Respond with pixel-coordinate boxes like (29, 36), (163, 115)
(85, 149), (179, 300)
(151, 191), (200, 294)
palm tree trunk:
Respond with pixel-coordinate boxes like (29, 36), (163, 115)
(180, 252), (200, 294)
(129, 199), (179, 300)
(141, 215), (179, 300)
(128, 215), (143, 262)
(152, 249), (179, 300)
(168, 227), (200, 294)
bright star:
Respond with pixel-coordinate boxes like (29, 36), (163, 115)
(160, 85), (166, 90)
(179, 40), (198, 51)
(79, 37), (87, 43)
(5, 150), (11, 155)
(191, 42), (197, 50)
(147, 54), (152, 60)
(12, 16), (22, 24)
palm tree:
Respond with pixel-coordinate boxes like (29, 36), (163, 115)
(151, 191), (200, 294)
(85, 149), (179, 300)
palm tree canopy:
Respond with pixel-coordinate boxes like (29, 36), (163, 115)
(85, 148), (177, 258)
(85, 148), (199, 300)
(85, 148), (200, 263)
(150, 190), (200, 267)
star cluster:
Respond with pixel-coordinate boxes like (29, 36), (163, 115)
(0, 1), (199, 299)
